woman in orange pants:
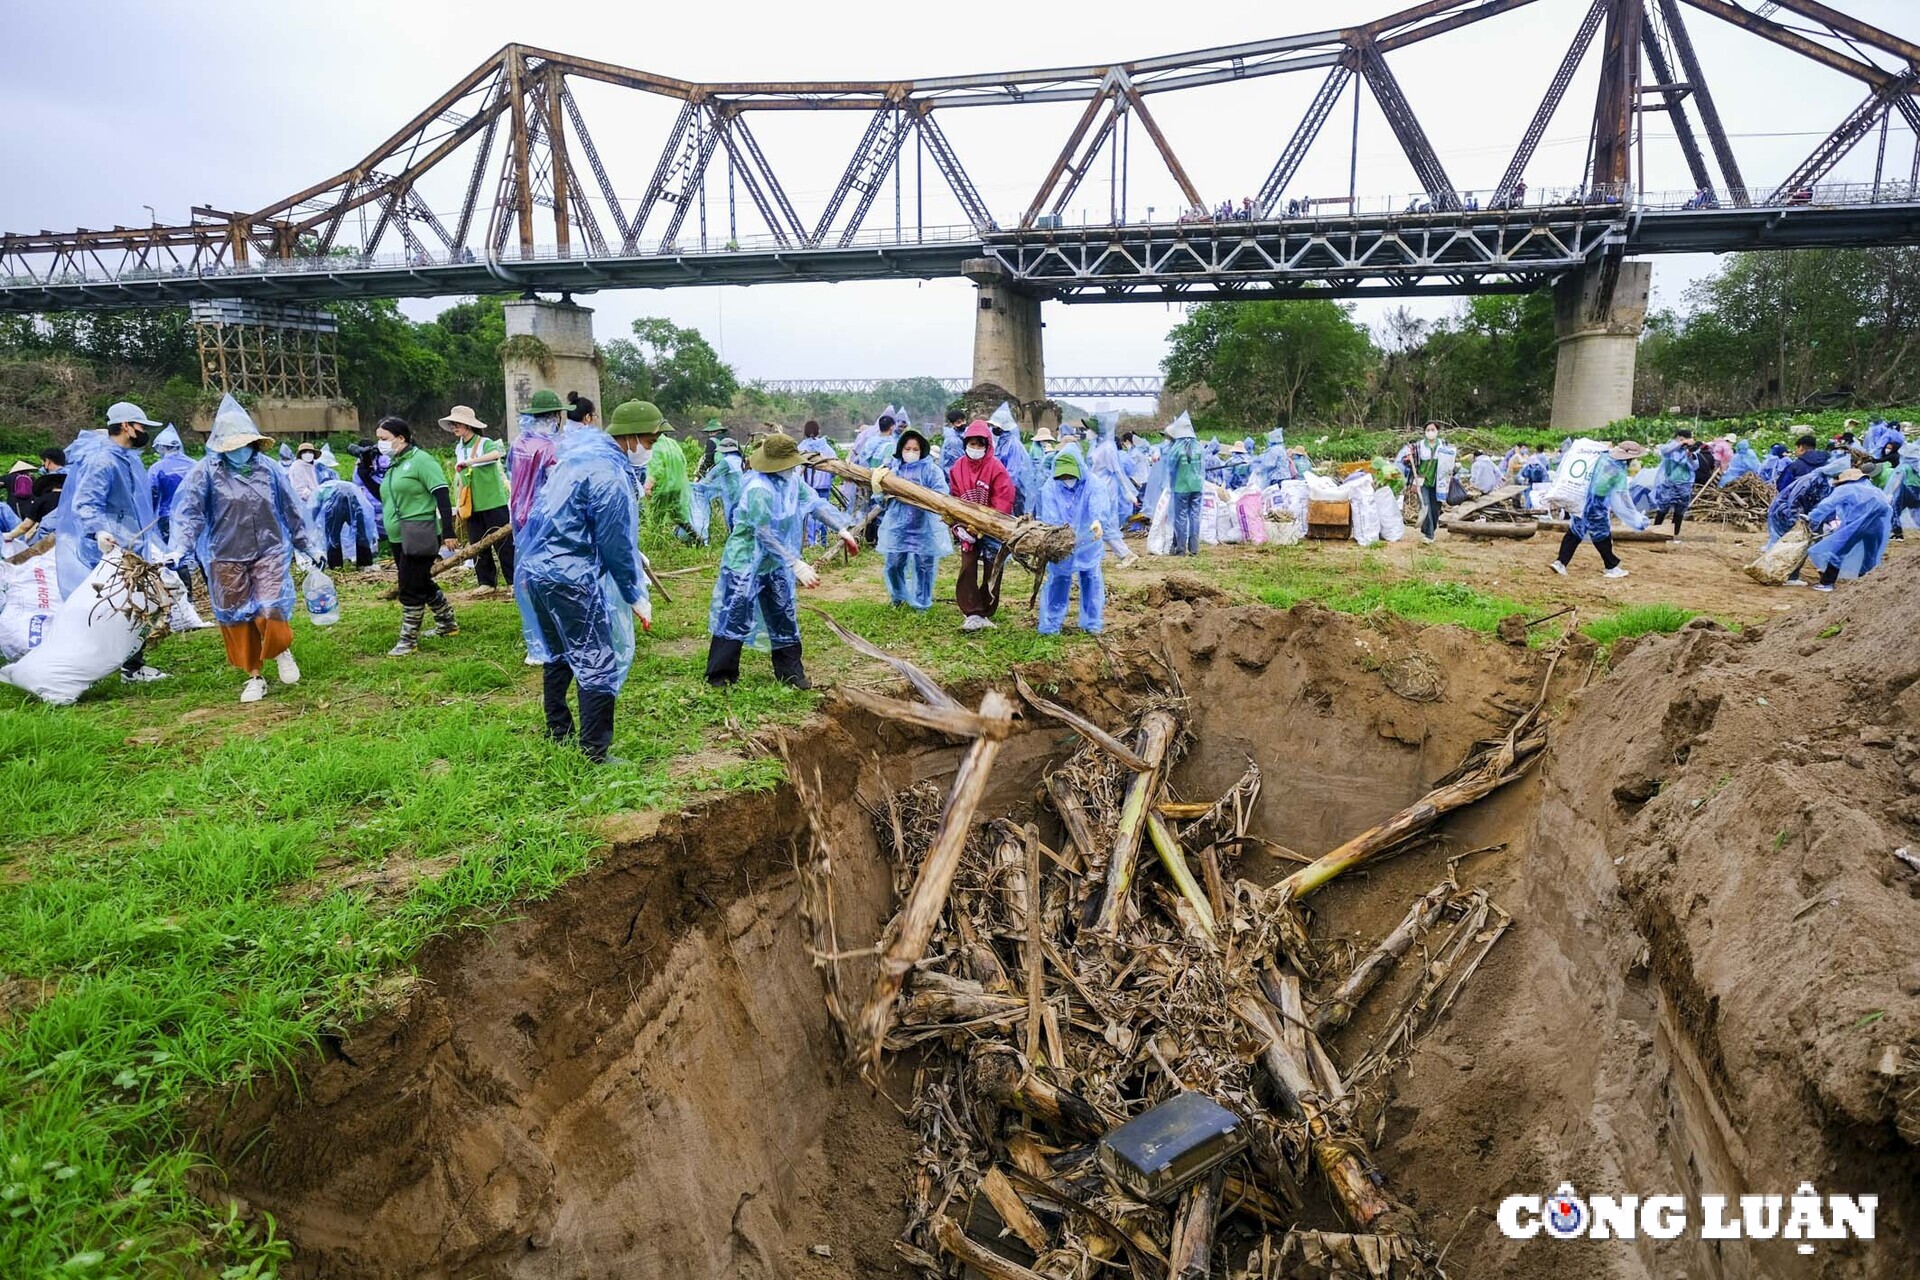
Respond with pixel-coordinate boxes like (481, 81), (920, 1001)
(167, 396), (321, 703)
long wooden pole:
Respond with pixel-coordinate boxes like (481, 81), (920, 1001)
(1094, 710), (1180, 936)
(1314, 880), (1455, 1035)
(811, 456), (1076, 562)
(854, 689), (1016, 1064)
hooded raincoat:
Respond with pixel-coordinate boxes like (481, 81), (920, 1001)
(876, 443), (953, 610)
(147, 426), (194, 528)
(508, 415), (561, 531)
(513, 428), (648, 695)
(645, 435), (692, 533)
(1570, 455), (1629, 542)
(690, 449), (747, 543)
(709, 469), (850, 648)
(51, 430), (158, 599)
(1766, 460), (1845, 546)
(1035, 461), (1106, 634)
(1804, 481), (1894, 580)
(168, 449), (317, 626)
(312, 478), (381, 562)
(1086, 440), (1135, 557)
(1718, 441), (1763, 486)
(1652, 442), (1697, 512)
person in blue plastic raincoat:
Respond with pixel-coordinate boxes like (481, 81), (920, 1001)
(872, 427), (953, 610)
(798, 419), (840, 546)
(1035, 451), (1107, 635)
(50, 401), (168, 684)
(851, 414), (900, 531)
(168, 396), (319, 703)
(1649, 430), (1702, 537)
(313, 476), (380, 570)
(1766, 456), (1846, 549)
(287, 442), (323, 507)
(147, 424), (197, 593)
(1718, 440), (1763, 486)
(515, 408), (652, 765)
(1550, 441), (1640, 578)
(1801, 469), (1894, 592)
(940, 409), (967, 471)
(315, 444), (341, 485)
(1889, 442), (1920, 539)
(989, 403), (1036, 517)
(706, 433), (860, 689)
(1087, 438), (1139, 566)
(689, 437), (747, 544)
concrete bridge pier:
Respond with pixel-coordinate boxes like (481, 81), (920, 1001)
(502, 297), (602, 437)
(963, 258), (1045, 415)
(1549, 258), (1651, 434)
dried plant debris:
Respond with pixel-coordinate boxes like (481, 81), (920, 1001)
(791, 626), (1555, 1279)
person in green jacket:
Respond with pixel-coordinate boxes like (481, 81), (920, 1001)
(375, 416), (459, 656)
(442, 404), (514, 588)
(642, 418), (693, 540)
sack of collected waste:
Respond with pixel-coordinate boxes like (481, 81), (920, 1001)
(1744, 520), (1813, 586)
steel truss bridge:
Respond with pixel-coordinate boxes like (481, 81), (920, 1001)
(9, 0), (1920, 312)
(753, 376), (1165, 399)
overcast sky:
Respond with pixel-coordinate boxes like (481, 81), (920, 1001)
(9, 0), (1919, 407)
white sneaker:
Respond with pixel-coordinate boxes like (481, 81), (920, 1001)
(976, 617), (997, 630)
(1549, 560), (1567, 576)
(1811, 583), (1835, 592)
(1782, 578), (1807, 587)
(240, 676), (268, 704)
(1604, 566), (1629, 579)
(274, 651), (300, 685)
(960, 615), (983, 632)
(524, 652), (544, 666)
(120, 666), (169, 684)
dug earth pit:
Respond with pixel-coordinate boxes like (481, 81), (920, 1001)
(205, 592), (1915, 1277)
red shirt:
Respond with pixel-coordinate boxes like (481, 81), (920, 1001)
(948, 452), (1014, 515)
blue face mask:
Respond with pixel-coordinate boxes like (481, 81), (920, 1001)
(223, 445), (254, 468)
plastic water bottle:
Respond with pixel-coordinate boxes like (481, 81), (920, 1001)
(303, 567), (340, 627)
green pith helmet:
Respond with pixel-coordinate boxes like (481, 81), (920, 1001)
(750, 433), (804, 473)
(1053, 451), (1083, 479)
(526, 388), (565, 415)
(609, 400), (667, 437)
(703, 418), (726, 433)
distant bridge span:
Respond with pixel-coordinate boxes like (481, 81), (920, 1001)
(752, 376), (1164, 400)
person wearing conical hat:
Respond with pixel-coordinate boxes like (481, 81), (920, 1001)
(442, 404), (514, 589)
(705, 433), (859, 689)
(168, 396), (320, 702)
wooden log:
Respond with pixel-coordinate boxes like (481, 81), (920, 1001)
(812, 456), (1077, 562)
(968, 1051), (1105, 1140)
(810, 607), (964, 710)
(1313, 880), (1455, 1036)
(1023, 824), (1045, 1065)
(897, 983), (1028, 1027)
(854, 689), (1016, 1064)
(835, 684), (1016, 740)
(1168, 1168), (1224, 1280)
(1535, 517), (1672, 543)
(1043, 775), (1101, 875)
(1447, 483), (1526, 522)
(1234, 994), (1419, 1237)
(1014, 673), (1152, 771)
(4, 534), (54, 566)
(979, 1167), (1051, 1254)
(1094, 710), (1180, 936)
(1441, 518), (1537, 539)
(932, 1215), (1052, 1280)
(1144, 812), (1218, 943)
(428, 520), (513, 577)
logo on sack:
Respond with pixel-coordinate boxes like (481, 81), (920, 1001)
(1498, 1182), (1876, 1256)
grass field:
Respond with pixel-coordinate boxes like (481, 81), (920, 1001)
(0, 530), (1699, 1276)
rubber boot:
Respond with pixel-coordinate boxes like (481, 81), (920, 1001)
(706, 637), (744, 686)
(427, 589), (459, 637)
(577, 689), (617, 764)
(542, 661), (575, 742)
(388, 605), (424, 656)
(771, 643), (810, 690)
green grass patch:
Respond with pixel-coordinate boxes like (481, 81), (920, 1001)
(1580, 603), (1701, 649)
(1223, 546), (1530, 633)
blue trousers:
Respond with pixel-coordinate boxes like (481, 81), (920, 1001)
(711, 566), (801, 648)
(1170, 490), (1203, 555)
(1038, 563), (1104, 634)
(884, 552), (939, 609)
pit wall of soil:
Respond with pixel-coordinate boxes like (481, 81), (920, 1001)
(1508, 567), (1920, 1280)
(204, 596), (1547, 1279)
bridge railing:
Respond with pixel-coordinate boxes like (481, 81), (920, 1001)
(8, 180), (1920, 290)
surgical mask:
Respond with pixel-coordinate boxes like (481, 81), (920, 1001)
(966, 444), (988, 460)
(222, 445), (254, 468)
(631, 444), (652, 465)
(1425, 431), (1438, 442)
(376, 439), (395, 456)
(901, 448), (922, 463)
(127, 427), (150, 449)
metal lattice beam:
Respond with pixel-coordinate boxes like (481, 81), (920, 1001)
(1770, 71), (1920, 202)
(1356, 39), (1459, 210)
(1657, 0), (1749, 206)
(1496, 0), (1608, 202)
(1257, 63), (1354, 214)
(1641, 4), (1716, 194)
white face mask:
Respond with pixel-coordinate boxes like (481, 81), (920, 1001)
(901, 448), (922, 464)
(376, 438), (395, 456)
(966, 444), (988, 460)
(632, 443), (652, 464)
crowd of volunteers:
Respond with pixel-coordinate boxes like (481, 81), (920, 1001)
(3, 390), (1914, 757)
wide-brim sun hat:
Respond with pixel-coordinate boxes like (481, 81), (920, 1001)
(439, 404), (488, 433)
(1033, 427), (1057, 444)
(1609, 441), (1647, 461)
(205, 394), (272, 454)
(609, 400), (666, 437)
(750, 433), (804, 473)
(1835, 468), (1866, 484)
(703, 419), (726, 433)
